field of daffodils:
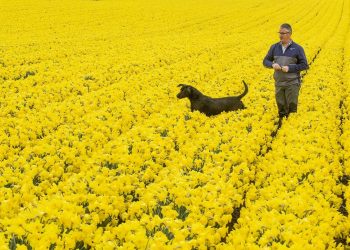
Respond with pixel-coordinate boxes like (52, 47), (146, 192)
(1, 0), (350, 249)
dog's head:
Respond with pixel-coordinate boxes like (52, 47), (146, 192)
(177, 84), (200, 99)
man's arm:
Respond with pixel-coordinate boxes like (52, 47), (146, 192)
(288, 46), (309, 73)
(263, 44), (275, 68)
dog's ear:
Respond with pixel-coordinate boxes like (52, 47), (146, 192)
(187, 86), (200, 99)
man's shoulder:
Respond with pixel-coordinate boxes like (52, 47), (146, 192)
(271, 42), (281, 48)
(290, 41), (305, 50)
(267, 42), (281, 53)
(271, 41), (305, 49)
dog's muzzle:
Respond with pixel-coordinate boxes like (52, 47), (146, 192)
(177, 93), (184, 98)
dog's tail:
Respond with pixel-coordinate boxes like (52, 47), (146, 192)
(237, 80), (248, 99)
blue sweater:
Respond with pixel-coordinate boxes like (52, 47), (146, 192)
(263, 41), (309, 86)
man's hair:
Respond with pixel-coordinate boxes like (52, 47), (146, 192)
(280, 23), (292, 34)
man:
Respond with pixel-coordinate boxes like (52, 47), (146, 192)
(263, 23), (309, 118)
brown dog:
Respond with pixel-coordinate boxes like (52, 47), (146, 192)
(177, 80), (248, 116)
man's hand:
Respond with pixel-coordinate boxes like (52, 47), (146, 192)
(272, 63), (282, 71)
(281, 66), (289, 72)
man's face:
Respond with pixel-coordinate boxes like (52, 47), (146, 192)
(278, 27), (291, 44)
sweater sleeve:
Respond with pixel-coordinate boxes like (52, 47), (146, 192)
(263, 44), (275, 68)
(288, 46), (309, 73)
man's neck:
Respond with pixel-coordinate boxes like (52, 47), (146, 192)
(281, 39), (292, 46)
